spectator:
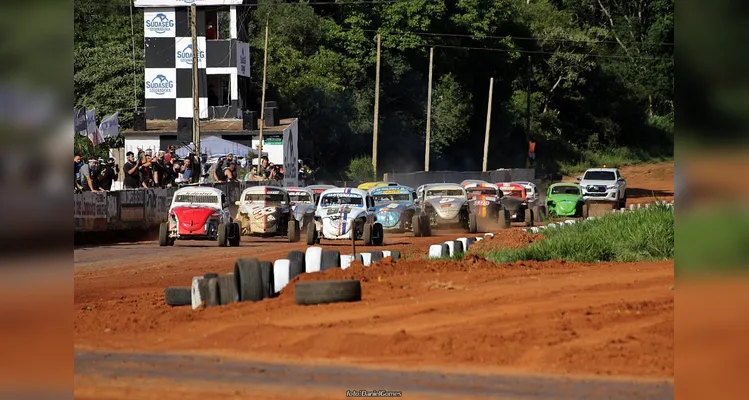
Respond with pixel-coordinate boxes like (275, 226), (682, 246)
(98, 157), (118, 191)
(79, 159), (102, 192)
(74, 154), (84, 192)
(140, 149), (154, 187)
(225, 162), (239, 182)
(123, 151), (141, 189)
(176, 157), (193, 184)
(245, 166), (260, 181)
(164, 145), (179, 164)
(151, 150), (167, 187)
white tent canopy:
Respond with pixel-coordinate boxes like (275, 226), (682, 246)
(175, 136), (264, 158)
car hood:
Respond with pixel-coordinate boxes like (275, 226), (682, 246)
(580, 180), (617, 187)
(426, 197), (466, 218)
(239, 203), (282, 218)
(319, 205), (364, 220)
(374, 202), (410, 213)
(548, 194), (582, 202)
(172, 206), (217, 232)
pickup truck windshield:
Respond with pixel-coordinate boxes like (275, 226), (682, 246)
(583, 171), (616, 181)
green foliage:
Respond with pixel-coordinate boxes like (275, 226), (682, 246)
(345, 155), (374, 181)
(485, 204), (674, 263)
(676, 209), (749, 275)
(73, 0), (673, 175)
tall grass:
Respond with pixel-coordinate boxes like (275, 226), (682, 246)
(485, 204), (674, 263)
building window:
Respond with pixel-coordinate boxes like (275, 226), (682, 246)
(206, 8), (231, 40)
(207, 75), (230, 107)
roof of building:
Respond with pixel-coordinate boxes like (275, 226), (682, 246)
(123, 118), (295, 136)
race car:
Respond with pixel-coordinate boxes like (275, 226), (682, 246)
(305, 184), (337, 199)
(358, 181), (399, 191)
(460, 179), (490, 187)
(234, 186), (300, 242)
(370, 185), (429, 236)
(420, 183), (476, 233)
(511, 181), (540, 205)
(286, 186), (317, 229)
(462, 182), (510, 227)
(546, 182), (587, 218)
(307, 187), (384, 246)
(497, 182), (534, 226)
(159, 186), (240, 247)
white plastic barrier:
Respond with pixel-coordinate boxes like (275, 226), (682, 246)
(428, 244), (444, 258)
(305, 247), (323, 273)
(273, 259), (291, 293)
(547, 223), (557, 228)
(444, 241), (455, 257)
(565, 220), (576, 224)
(190, 276), (203, 310)
(382, 250), (391, 258)
(361, 252), (372, 266)
(529, 227), (540, 233)
(475, 236), (483, 241)
(340, 254), (355, 270)
(484, 233), (495, 238)
(630, 204), (636, 211)
(456, 238), (469, 252)
(587, 216), (596, 220)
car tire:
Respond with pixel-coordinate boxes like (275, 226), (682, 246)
(288, 219), (300, 243)
(234, 258), (264, 302)
(388, 250), (401, 262)
(203, 278), (220, 307)
(217, 223), (228, 247)
(217, 274), (239, 305)
(421, 214), (432, 237)
(498, 208), (510, 229)
(164, 286), (191, 306)
(370, 251), (384, 263)
(287, 250), (306, 280)
(412, 214), (422, 237)
(259, 261), (275, 299)
(363, 222), (373, 246)
(524, 208), (533, 227)
(321, 250), (341, 271)
(293, 280), (362, 306)
(158, 222), (169, 246)
(306, 221), (317, 246)
(468, 213), (478, 234)
(373, 223), (384, 246)
(454, 240), (464, 255)
(229, 222), (241, 247)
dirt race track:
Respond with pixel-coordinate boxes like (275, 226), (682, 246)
(75, 163), (674, 399)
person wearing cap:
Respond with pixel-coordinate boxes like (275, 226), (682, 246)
(79, 159), (102, 192)
(98, 157), (118, 191)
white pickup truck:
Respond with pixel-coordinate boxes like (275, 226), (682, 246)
(577, 168), (627, 209)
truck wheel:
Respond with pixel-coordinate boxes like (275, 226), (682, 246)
(288, 219), (300, 243)
(217, 223), (227, 247)
(412, 214), (422, 237)
(158, 222), (169, 246)
(363, 222), (373, 246)
(373, 223), (384, 246)
(468, 213), (478, 233)
(524, 208), (533, 227)
(306, 221), (317, 246)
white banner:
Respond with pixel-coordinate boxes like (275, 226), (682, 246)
(144, 9), (176, 38)
(283, 120), (299, 187)
(236, 41), (250, 78)
(75, 106), (87, 134)
(144, 68), (177, 99)
(175, 37), (207, 69)
(135, 0), (243, 7)
(99, 112), (119, 138)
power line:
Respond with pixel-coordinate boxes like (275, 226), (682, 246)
(425, 44), (669, 61)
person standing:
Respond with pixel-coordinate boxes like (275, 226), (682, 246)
(123, 151), (141, 189)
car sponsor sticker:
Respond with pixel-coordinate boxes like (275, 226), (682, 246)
(387, 203), (400, 209)
(475, 200), (490, 206)
(439, 198), (454, 203)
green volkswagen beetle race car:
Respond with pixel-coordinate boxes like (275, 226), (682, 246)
(546, 183), (587, 218)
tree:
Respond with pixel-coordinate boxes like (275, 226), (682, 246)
(345, 155), (374, 181)
(430, 74), (473, 156)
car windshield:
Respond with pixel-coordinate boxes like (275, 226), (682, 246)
(321, 194), (363, 207)
(426, 189), (465, 197)
(373, 194), (411, 203)
(467, 188), (498, 196)
(551, 186), (581, 195)
(174, 194), (219, 205)
(500, 189), (525, 198)
(289, 193), (312, 203)
(244, 192), (286, 205)
(583, 171), (616, 181)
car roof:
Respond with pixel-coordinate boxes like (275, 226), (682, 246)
(497, 182), (525, 189)
(369, 185), (413, 194)
(305, 184), (337, 190)
(424, 183), (465, 191)
(512, 181), (537, 187)
(463, 182), (499, 190)
(173, 186), (223, 197)
(584, 168), (618, 172)
(286, 187), (315, 195)
(320, 187), (369, 197)
(549, 182), (580, 188)
(240, 185), (287, 194)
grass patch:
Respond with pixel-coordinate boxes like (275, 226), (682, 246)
(558, 147), (672, 176)
(485, 204), (674, 263)
(676, 208), (749, 275)
(434, 251), (465, 262)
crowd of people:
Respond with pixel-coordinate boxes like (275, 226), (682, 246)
(74, 147), (317, 192)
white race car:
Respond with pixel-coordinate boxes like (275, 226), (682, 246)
(420, 183), (476, 233)
(234, 186), (300, 242)
(307, 187), (384, 246)
(159, 186), (240, 247)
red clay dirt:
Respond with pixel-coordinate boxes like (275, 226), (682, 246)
(74, 162), (674, 396)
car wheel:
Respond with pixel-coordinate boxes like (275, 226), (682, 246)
(363, 222), (373, 246)
(468, 213), (478, 233)
(228, 223), (241, 247)
(288, 219), (300, 243)
(373, 223), (384, 246)
(217, 223), (227, 247)
(421, 214), (432, 237)
(412, 214), (422, 237)
(306, 220), (317, 246)
(158, 222), (169, 246)
(524, 208), (533, 227)
(498, 208), (510, 229)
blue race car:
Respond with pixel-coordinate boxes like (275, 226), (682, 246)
(369, 185), (427, 235)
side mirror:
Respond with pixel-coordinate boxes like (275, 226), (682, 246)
(618, 178), (625, 182)
(234, 201), (241, 206)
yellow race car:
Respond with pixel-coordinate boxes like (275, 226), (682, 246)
(357, 181), (399, 191)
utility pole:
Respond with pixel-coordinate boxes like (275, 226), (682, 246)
(526, 55), (532, 169)
(482, 77), (494, 172)
(258, 12), (270, 174)
(372, 33), (381, 181)
(190, 4), (201, 177)
(424, 47), (434, 172)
